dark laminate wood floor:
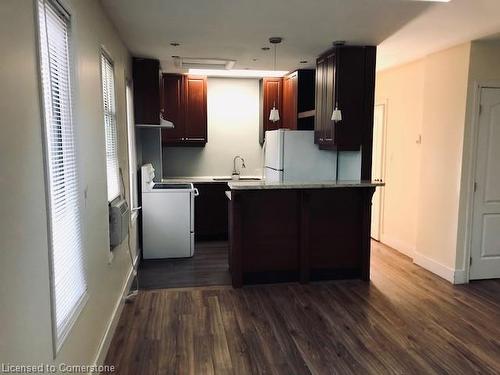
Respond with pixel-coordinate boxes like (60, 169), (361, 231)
(105, 241), (500, 374)
(138, 241), (230, 289)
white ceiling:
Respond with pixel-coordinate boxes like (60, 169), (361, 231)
(100, 0), (500, 73)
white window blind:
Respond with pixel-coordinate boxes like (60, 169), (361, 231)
(101, 53), (120, 202)
(37, 0), (87, 351)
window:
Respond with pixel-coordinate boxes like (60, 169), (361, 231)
(126, 82), (138, 215)
(101, 52), (120, 202)
(37, 0), (87, 352)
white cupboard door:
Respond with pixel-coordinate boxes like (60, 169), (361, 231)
(470, 88), (500, 280)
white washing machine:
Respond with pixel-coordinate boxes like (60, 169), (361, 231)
(141, 164), (198, 259)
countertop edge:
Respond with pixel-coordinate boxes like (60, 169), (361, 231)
(228, 181), (385, 190)
(162, 176), (263, 184)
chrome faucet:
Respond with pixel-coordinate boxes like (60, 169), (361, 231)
(232, 155), (246, 177)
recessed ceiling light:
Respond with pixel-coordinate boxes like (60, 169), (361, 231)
(170, 42), (180, 47)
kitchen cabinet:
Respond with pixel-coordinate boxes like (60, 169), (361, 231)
(259, 78), (283, 144)
(133, 58), (161, 126)
(314, 46), (376, 154)
(228, 185), (376, 287)
(283, 73), (297, 129)
(283, 70), (315, 131)
(161, 74), (207, 146)
(193, 182), (228, 240)
(184, 76), (208, 143)
(160, 74), (183, 142)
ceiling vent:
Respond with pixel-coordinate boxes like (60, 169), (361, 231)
(173, 56), (236, 70)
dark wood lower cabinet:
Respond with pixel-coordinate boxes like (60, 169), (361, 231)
(228, 187), (375, 287)
(194, 183), (228, 241)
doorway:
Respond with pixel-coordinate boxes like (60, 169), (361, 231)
(470, 87), (500, 280)
(371, 104), (386, 241)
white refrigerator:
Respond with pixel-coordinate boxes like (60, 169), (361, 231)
(264, 129), (337, 182)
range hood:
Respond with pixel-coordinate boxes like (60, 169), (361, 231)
(136, 114), (175, 129)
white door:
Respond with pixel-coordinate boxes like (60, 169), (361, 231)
(470, 88), (500, 280)
(371, 104), (385, 241)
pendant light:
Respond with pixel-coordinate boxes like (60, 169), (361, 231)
(269, 37), (282, 123)
(331, 104), (342, 122)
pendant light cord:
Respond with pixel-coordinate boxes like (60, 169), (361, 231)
(273, 43), (277, 108)
(274, 43), (277, 71)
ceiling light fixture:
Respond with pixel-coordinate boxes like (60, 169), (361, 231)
(187, 68), (288, 78)
(269, 37), (283, 123)
(175, 57), (236, 70)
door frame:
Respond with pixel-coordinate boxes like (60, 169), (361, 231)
(463, 81), (500, 282)
(371, 100), (388, 241)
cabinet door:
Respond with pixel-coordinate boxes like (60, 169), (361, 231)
(194, 183), (228, 241)
(314, 58), (325, 144)
(283, 72), (298, 130)
(132, 58), (160, 125)
(161, 74), (184, 144)
(335, 47), (365, 150)
(184, 76), (207, 144)
(323, 53), (335, 148)
(263, 78), (283, 132)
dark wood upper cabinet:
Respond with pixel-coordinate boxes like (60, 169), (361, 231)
(259, 78), (283, 144)
(133, 58), (161, 125)
(283, 72), (298, 130)
(161, 74), (207, 146)
(184, 76), (208, 143)
(314, 46), (376, 154)
(260, 71), (315, 143)
(283, 69), (315, 131)
(161, 74), (184, 143)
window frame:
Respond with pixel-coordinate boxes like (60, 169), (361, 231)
(34, 0), (88, 357)
(125, 80), (139, 220)
(100, 48), (121, 203)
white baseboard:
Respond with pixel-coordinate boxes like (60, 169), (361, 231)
(380, 234), (416, 259)
(413, 251), (456, 283)
(379, 234), (468, 285)
(90, 253), (139, 374)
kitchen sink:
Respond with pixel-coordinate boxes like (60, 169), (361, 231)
(212, 177), (261, 181)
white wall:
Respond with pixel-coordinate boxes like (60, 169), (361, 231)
(375, 59), (424, 256)
(415, 43), (471, 276)
(163, 78), (263, 177)
(375, 43), (472, 283)
(0, 0), (137, 369)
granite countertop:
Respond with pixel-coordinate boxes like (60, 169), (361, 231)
(227, 180), (385, 190)
(162, 176), (262, 184)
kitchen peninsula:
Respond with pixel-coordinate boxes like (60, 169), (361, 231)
(227, 180), (384, 287)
